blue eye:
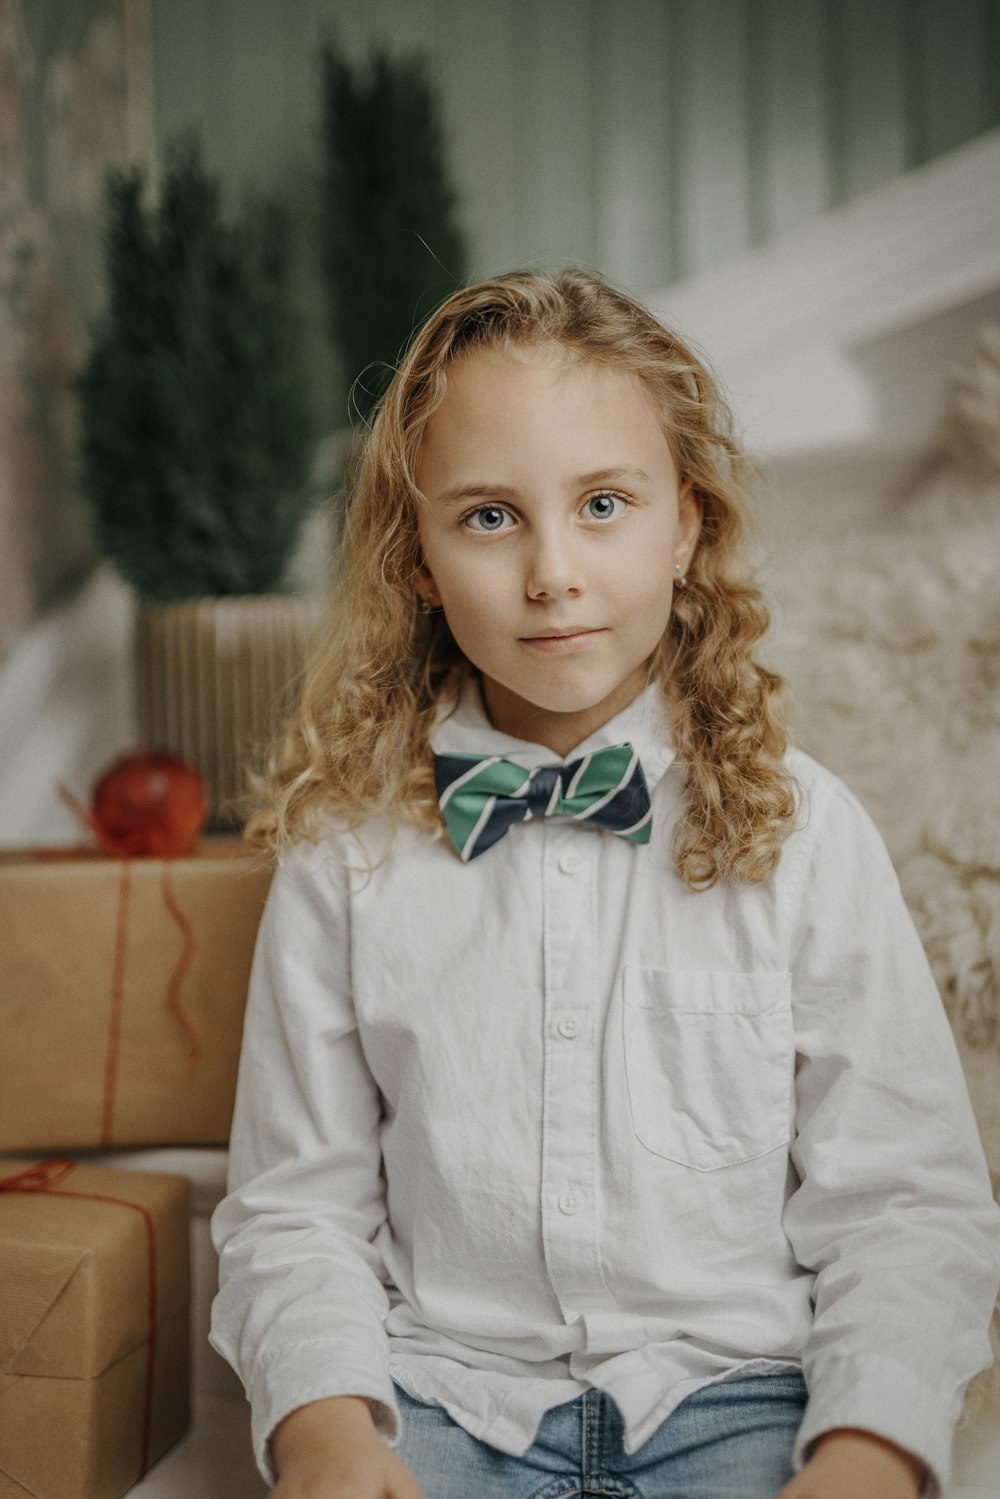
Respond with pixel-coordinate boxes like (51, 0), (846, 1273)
(584, 492), (625, 520)
(465, 506), (511, 532)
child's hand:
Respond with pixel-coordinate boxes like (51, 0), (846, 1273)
(775, 1427), (927, 1499)
(270, 1394), (425, 1498)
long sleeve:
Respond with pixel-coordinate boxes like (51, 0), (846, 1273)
(783, 780), (1000, 1497)
(209, 840), (399, 1483)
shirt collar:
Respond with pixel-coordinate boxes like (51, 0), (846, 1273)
(430, 674), (677, 794)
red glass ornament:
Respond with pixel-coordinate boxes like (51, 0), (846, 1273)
(59, 750), (208, 857)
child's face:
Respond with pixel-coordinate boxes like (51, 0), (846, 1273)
(414, 343), (701, 755)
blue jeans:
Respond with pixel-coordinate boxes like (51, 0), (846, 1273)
(394, 1370), (808, 1498)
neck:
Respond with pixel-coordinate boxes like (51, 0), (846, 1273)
(480, 669), (650, 757)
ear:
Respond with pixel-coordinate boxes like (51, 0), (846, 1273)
(413, 559), (438, 608)
(675, 480), (703, 572)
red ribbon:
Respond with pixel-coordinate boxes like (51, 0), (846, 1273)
(0, 1156), (159, 1476)
(0, 1157), (76, 1192)
(101, 862), (131, 1148)
(160, 860), (202, 1065)
(100, 857), (201, 1148)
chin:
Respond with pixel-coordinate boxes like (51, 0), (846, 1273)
(523, 684), (621, 715)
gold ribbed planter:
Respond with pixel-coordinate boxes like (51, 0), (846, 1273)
(135, 595), (322, 827)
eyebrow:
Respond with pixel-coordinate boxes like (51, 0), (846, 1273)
(433, 467), (653, 507)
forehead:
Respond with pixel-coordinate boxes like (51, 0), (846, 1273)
(417, 342), (673, 473)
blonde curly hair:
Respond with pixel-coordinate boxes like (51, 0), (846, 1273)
(246, 268), (796, 888)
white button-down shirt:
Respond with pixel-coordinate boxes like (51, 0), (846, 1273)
(210, 680), (1000, 1496)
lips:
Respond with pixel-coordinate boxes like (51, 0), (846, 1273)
(521, 627), (601, 640)
(520, 627), (606, 654)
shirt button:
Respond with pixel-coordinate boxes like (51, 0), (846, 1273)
(556, 1014), (579, 1039)
(558, 852), (581, 875)
(558, 1190), (582, 1215)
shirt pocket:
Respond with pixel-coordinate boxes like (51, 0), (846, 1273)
(622, 967), (793, 1171)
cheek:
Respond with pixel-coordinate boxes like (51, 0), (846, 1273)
(608, 537), (675, 614)
(436, 588), (510, 681)
(430, 541), (512, 611)
(441, 578), (508, 647)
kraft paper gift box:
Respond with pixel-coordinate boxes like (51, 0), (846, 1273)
(0, 1157), (190, 1499)
(0, 837), (272, 1151)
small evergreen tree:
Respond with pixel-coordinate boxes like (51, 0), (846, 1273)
(79, 136), (315, 603)
(319, 37), (468, 420)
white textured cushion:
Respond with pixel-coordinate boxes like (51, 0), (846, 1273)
(764, 511), (1000, 1432)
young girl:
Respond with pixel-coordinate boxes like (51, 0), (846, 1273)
(211, 269), (1000, 1499)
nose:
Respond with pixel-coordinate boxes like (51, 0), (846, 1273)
(525, 522), (583, 600)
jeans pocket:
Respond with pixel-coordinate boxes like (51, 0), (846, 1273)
(622, 968), (794, 1171)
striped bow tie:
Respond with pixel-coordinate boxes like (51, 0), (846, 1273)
(434, 742), (652, 862)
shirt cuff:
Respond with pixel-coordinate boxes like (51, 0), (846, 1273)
(250, 1339), (401, 1485)
(793, 1355), (951, 1499)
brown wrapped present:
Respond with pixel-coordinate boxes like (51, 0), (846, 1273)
(0, 837), (272, 1151)
(0, 1156), (190, 1499)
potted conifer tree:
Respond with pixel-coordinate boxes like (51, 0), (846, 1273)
(79, 136), (318, 825)
(319, 36), (468, 420)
